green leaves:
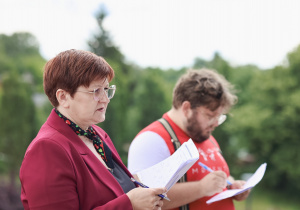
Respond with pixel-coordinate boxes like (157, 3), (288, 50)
(0, 32), (44, 190)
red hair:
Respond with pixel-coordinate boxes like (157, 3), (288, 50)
(43, 49), (114, 107)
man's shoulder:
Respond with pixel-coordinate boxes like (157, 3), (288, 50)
(137, 119), (170, 138)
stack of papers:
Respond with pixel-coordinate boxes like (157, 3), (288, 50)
(137, 139), (199, 191)
(207, 163), (267, 204)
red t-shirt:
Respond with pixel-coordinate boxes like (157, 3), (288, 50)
(137, 113), (235, 210)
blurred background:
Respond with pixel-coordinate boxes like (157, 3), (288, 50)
(0, 0), (300, 209)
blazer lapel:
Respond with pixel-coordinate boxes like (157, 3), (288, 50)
(47, 109), (130, 196)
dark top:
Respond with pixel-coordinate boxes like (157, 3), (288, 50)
(110, 159), (136, 193)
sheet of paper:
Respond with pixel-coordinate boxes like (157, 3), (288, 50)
(137, 139), (199, 190)
(206, 163), (267, 204)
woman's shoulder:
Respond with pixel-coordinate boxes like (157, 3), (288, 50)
(25, 122), (76, 158)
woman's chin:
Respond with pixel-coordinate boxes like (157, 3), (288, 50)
(97, 115), (106, 124)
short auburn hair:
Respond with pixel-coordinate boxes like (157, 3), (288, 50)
(43, 49), (114, 107)
(172, 68), (237, 112)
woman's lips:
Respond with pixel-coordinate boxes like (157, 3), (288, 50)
(97, 107), (104, 112)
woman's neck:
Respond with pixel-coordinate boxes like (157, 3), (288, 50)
(56, 107), (89, 130)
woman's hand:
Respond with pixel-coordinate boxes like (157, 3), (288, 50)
(199, 171), (227, 197)
(127, 187), (167, 210)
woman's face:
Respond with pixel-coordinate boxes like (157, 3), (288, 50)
(66, 78), (111, 129)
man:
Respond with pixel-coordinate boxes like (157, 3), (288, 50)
(128, 69), (250, 210)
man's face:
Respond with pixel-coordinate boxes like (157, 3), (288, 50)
(185, 106), (225, 143)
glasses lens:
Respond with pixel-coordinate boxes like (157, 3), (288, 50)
(218, 115), (227, 125)
(93, 89), (102, 101)
(107, 85), (116, 99)
(92, 85), (116, 101)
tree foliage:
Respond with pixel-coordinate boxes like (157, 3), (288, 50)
(0, 32), (45, 192)
(132, 69), (171, 131)
(224, 46), (300, 196)
(0, 71), (36, 173)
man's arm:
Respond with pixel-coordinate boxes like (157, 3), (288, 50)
(128, 131), (171, 173)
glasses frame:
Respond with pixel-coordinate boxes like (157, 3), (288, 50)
(206, 114), (227, 125)
(200, 109), (227, 126)
(77, 85), (116, 101)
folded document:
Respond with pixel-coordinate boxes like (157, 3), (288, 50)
(207, 163), (267, 204)
(137, 138), (199, 191)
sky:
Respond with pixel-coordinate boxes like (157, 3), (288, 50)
(1, 0), (300, 70)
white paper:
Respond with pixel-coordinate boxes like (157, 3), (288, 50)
(207, 163), (267, 204)
(137, 139), (199, 190)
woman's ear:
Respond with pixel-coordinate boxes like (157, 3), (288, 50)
(181, 101), (192, 118)
(56, 89), (70, 108)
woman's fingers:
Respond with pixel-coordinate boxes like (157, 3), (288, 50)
(127, 187), (167, 210)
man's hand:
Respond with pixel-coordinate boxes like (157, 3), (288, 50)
(230, 180), (251, 201)
(199, 171), (228, 197)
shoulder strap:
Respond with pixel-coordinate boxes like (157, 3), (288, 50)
(158, 118), (189, 210)
(158, 118), (181, 151)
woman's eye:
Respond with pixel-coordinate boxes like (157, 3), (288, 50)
(94, 88), (101, 94)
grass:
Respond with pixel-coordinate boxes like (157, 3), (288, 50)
(234, 188), (300, 210)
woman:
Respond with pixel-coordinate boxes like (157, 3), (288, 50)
(19, 49), (166, 210)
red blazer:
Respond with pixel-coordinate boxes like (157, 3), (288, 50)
(20, 109), (134, 210)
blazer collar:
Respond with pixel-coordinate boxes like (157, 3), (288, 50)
(46, 109), (126, 162)
(46, 109), (90, 155)
(46, 109), (132, 195)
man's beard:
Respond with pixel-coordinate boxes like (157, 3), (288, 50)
(186, 112), (210, 143)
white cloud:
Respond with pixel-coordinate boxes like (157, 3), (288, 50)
(1, 0), (300, 69)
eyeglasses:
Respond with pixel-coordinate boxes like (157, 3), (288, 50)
(218, 114), (227, 125)
(208, 114), (227, 125)
(204, 112), (227, 125)
(77, 85), (116, 101)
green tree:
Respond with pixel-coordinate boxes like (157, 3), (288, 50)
(226, 45), (300, 197)
(288, 45), (300, 81)
(0, 32), (45, 91)
(88, 7), (139, 159)
(0, 32), (45, 193)
(0, 71), (36, 191)
(0, 32), (40, 57)
(88, 6), (125, 65)
(131, 69), (171, 131)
